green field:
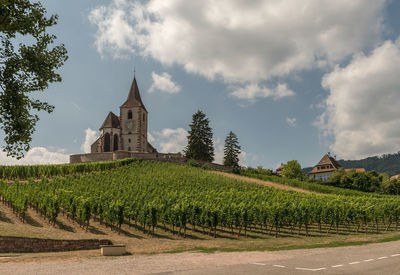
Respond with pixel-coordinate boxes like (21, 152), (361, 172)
(240, 169), (389, 197)
(1, 160), (400, 240)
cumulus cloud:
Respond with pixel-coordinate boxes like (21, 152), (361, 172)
(0, 147), (69, 165)
(88, 0), (139, 59)
(151, 128), (188, 153)
(148, 72), (181, 94)
(316, 39), (400, 159)
(81, 128), (98, 153)
(213, 138), (224, 164)
(147, 132), (155, 143)
(230, 83), (294, 102)
(89, 0), (385, 83)
(286, 117), (297, 127)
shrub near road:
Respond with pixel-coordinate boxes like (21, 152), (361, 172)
(1, 161), (400, 238)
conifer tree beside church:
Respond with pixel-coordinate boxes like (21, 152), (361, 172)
(223, 131), (241, 168)
(185, 110), (214, 162)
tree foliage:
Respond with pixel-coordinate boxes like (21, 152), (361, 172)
(0, 0), (68, 158)
(185, 110), (214, 162)
(281, 160), (304, 180)
(327, 168), (390, 193)
(223, 131), (241, 168)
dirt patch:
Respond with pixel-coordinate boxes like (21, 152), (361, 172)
(210, 171), (313, 194)
(0, 250), (291, 274)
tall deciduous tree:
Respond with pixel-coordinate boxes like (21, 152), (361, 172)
(223, 131), (241, 168)
(282, 160), (304, 180)
(185, 110), (214, 162)
(0, 0), (68, 158)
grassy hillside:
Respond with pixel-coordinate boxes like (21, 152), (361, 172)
(239, 169), (387, 197)
(1, 160), (400, 255)
(1, 160), (400, 241)
(304, 152), (400, 176)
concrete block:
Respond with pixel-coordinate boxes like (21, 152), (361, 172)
(101, 245), (126, 256)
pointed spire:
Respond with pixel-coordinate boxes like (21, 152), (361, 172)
(120, 75), (147, 112)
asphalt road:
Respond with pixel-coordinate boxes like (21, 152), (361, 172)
(2, 240), (400, 274)
(162, 240), (400, 275)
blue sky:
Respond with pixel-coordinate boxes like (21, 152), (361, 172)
(1, 0), (400, 168)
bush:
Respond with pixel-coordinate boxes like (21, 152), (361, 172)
(187, 159), (201, 167)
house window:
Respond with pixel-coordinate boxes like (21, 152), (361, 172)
(128, 139), (131, 143)
(128, 110), (133, 119)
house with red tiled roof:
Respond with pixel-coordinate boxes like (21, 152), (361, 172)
(309, 153), (366, 180)
(391, 174), (400, 180)
(308, 153), (342, 180)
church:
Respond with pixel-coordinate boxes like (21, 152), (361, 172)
(70, 76), (160, 164)
(90, 76), (156, 154)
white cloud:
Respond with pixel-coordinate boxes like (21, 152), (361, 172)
(230, 83), (294, 102)
(89, 0), (385, 83)
(148, 72), (181, 94)
(71, 102), (81, 111)
(151, 128), (188, 153)
(316, 39), (400, 159)
(81, 128), (98, 154)
(147, 132), (155, 143)
(286, 117), (297, 127)
(0, 147), (69, 165)
(214, 138), (224, 164)
(88, 0), (139, 59)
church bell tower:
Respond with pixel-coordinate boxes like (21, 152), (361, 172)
(119, 76), (148, 152)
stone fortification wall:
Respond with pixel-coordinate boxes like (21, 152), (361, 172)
(69, 151), (233, 172)
(0, 236), (112, 253)
(69, 151), (182, 164)
(70, 152), (114, 164)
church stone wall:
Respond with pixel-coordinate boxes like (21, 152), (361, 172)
(70, 152), (114, 164)
(69, 152), (234, 172)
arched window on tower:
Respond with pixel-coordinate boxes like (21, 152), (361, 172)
(113, 134), (118, 151)
(128, 110), (133, 119)
(104, 133), (110, 152)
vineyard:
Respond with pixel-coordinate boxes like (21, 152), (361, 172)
(240, 169), (388, 197)
(0, 158), (136, 180)
(1, 160), (400, 239)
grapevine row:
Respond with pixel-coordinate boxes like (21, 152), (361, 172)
(0, 158), (136, 180)
(1, 161), (400, 237)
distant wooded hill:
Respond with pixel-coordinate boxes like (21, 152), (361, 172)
(303, 152), (400, 177)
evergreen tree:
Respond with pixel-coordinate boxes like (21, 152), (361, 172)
(185, 110), (214, 162)
(223, 131), (241, 168)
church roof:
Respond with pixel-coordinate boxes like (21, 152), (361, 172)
(120, 77), (147, 112)
(100, 112), (120, 129)
(308, 153), (342, 174)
